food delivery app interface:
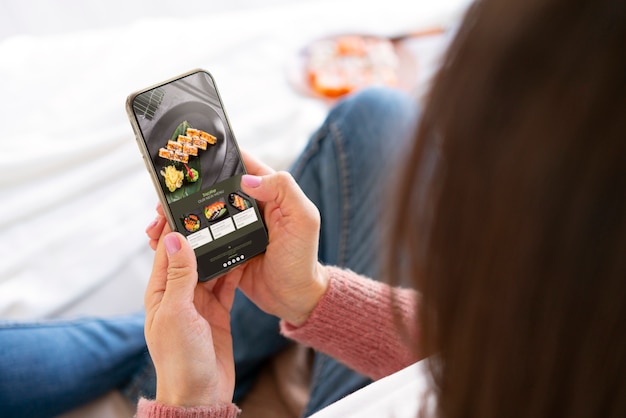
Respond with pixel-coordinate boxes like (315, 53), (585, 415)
(130, 71), (266, 267)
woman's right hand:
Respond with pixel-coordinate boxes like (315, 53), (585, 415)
(231, 151), (329, 326)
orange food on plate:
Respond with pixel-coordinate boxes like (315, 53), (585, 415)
(204, 201), (227, 221)
(305, 35), (399, 98)
(336, 36), (367, 55)
(229, 192), (251, 211)
(182, 214), (200, 233)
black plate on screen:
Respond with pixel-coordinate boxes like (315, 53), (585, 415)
(146, 101), (227, 196)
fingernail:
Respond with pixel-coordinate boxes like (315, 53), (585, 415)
(146, 218), (158, 231)
(242, 174), (262, 188)
(164, 234), (181, 255)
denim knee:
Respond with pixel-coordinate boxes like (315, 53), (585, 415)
(324, 87), (419, 160)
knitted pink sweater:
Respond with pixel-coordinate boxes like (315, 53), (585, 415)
(137, 266), (419, 418)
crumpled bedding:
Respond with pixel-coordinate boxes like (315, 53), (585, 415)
(0, 0), (469, 320)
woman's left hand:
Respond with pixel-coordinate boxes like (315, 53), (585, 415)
(144, 225), (238, 407)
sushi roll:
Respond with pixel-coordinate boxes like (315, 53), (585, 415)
(229, 192), (252, 211)
(191, 136), (208, 150)
(177, 134), (193, 144)
(204, 201), (227, 221)
(199, 130), (217, 145)
(182, 214), (201, 233)
(167, 140), (183, 151)
(187, 128), (216, 146)
(182, 143), (198, 156)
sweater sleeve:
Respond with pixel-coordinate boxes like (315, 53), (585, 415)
(280, 266), (421, 380)
(135, 398), (240, 418)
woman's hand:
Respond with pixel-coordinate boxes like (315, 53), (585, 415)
(145, 204), (167, 251)
(231, 151), (329, 326)
(144, 226), (238, 407)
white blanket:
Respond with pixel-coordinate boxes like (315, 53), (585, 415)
(311, 361), (434, 418)
(0, 0), (470, 320)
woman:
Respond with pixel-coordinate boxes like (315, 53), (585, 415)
(0, 87), (417, 417)
(139, 0), (626, 416)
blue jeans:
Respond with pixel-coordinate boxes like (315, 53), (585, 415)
(0, 87), (417, 418)
(0, 315), (147, 418)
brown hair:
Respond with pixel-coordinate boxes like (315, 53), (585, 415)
(388, 0), (626, 416)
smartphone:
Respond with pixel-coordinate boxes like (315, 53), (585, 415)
(126, 69), (268, 282)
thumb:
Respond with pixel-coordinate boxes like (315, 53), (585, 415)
(241, 172), (317, 220)
(161, 232), (199, 304)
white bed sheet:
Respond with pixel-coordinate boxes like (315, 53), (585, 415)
(0, 0), (471, 320)
(310, 360), (434, 418)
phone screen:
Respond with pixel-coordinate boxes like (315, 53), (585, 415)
(127, 69), (268, 281)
